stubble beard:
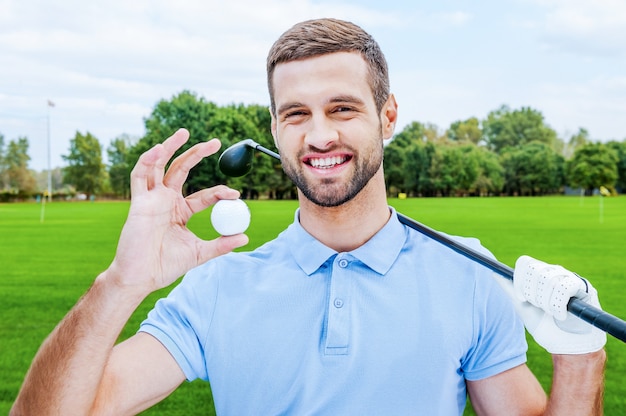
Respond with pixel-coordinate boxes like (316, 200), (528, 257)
(282, 139), (384, 208)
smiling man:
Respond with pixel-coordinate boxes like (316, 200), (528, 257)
(12, 18), (605, 415)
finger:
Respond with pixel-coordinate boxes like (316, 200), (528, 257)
(153, 129), (191, 188)
(514, 255), (540, 304)
(185, 185), (241, 215)
(160, 128), (192, 164)
(129, 129), (190, 196)
(550, 270), (586, 320)
(130, 143), (165, 197)
(163, 139), (222, 192)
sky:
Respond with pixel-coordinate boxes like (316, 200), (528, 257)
(1, 0), (625, 171)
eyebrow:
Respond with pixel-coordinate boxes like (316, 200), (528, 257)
(329, 95), (366, 106)
(277, 95), (366, 116)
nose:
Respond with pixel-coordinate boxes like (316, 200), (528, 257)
(304, 114), (339, 150)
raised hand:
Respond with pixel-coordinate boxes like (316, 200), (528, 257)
(511, 255), (606, 354)
(107, 128), (249, 295)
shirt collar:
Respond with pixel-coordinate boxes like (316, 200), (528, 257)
(287, 207), (407, 276)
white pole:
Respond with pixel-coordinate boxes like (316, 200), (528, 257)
(47, 101), (52, 202)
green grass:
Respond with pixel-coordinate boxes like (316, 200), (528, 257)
(1, 196), (625, 414)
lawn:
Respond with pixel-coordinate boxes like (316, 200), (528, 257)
(1, 196), (624, 414)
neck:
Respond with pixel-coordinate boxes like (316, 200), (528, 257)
(297, 169), (390, 252)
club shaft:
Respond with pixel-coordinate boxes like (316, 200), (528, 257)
(397, 213), (626, 343)
(252, 143), (281, 160)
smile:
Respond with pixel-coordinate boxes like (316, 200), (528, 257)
(307, 155), (350, 169)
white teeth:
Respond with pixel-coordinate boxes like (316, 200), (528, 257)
(310, 156), (346, 169)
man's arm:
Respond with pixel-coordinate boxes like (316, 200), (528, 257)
(11, 275), (185, 416)
(467, 351), (606, 416)
(469, 256), (607, 415)
(93, 332), (186, 415)
(11, 129), (248, 415)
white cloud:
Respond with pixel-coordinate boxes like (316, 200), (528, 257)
(439, 11), (473, 26)
(1, 0), (625, 171)
(526, 0), (626, 56)
(0, 0), (403, 170)
(535, 75), (626, 140)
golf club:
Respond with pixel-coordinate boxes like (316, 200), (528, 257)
(218, 139), (280, 177)
(218, 138), (626, 343)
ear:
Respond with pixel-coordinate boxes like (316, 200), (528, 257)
(380, 94), (398, 140)
(269, 108), (279, 149)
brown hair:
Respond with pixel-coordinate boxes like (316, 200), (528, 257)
(266, 18), (390, 115)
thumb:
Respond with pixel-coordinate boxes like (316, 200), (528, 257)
(198, 234), (249, 264)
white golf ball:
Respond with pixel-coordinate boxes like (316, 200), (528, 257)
(211, 199), (251, 236)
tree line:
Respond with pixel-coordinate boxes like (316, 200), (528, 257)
(1, 90), (625, 202)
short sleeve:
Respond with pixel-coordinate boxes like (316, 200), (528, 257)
(462, 268), (528, 381)
(139, 262), (219, 382)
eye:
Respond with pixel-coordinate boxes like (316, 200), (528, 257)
(282, 109), (308, 121)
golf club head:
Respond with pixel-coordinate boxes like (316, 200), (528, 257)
(218, 139), (256, 177)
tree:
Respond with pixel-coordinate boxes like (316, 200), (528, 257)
(0, 134), (37, 201)
(567, 142), (619, 195)
(4, 137), (37, 196)
(483, 105), (558, 153)
(384, 122), (435, 196)
(606, 140), (626, 193)
(423, 123), (445, 143)
(62, 131), (107, 197)
(404, 141), (436, 196)
(0, 133), (7, 189)
(107, 134), (134, 199)
(428, 144), (479, 196)
(500, 141), (564, 196)
(383, 144), (407, 196)
(464, 145), (504, 196)
(446, 117), (482, 144)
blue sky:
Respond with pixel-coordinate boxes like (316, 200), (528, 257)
(1, 0), (625, 170)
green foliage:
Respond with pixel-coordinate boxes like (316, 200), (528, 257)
(500, 141), (564, 196)
(429, 144), (478, 196)
(606, 140), (626, 193)
(467, 146), (504, 195)
(483, 105), (558, 153)
(567, 142), (619, 194)
(4, 94), (622, 201)
(62, 131), (107, 196)
(107, 134), (134, 199)
(2, 137), (37, 196)
(383, 143), (407, 194)
(447, 117), (482, 144)
(383, 122), (437, 196)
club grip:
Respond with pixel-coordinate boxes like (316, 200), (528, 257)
(568, 298), (626, 343)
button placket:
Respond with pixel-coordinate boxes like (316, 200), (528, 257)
(325, 254), (352, 355)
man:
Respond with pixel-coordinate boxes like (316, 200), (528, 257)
(12, 18), (605, 415)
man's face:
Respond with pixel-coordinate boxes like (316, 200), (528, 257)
(270, 51), (395, 207)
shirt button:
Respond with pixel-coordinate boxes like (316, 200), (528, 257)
(334, 298), (344, 308)
(338, 259), (349, 268)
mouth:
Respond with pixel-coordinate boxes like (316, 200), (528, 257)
(305, 155), (352, 169)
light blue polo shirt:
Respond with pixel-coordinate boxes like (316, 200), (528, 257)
(140, 207), (527, 415)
